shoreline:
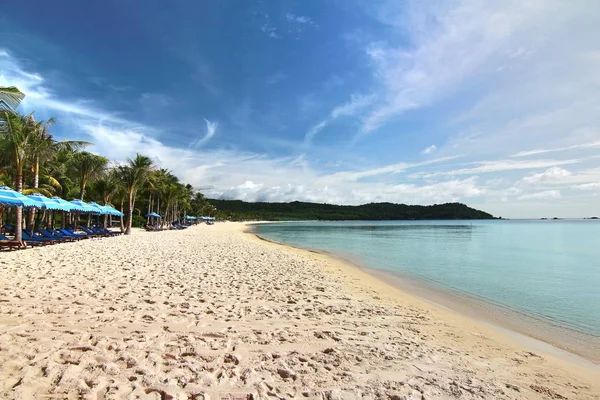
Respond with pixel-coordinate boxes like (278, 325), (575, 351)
(247, 224), (599, 369)
(1, 222), (598, 398)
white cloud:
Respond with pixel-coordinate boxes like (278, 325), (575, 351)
(414, 159), (580, 179)
(573, 182), (600, 191)
(260, 14), (280, 39)
(0, 48), (132, 126)
(421, 144), (437, 155)
(286, 13), (314, 25)
(190, 119), (218, 148)
(519, 166), (572, 185)
(359, 0), (569, 133)
(511, 140), (600, 158)
(305, 94), (374, 143)
(518, 190), (561, 200)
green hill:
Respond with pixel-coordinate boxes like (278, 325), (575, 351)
(207, 199), (495, 221)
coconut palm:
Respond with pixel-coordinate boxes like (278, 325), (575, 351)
(26, 117), (90, 227)
(118, 154), (155, 234)
(69, 151), (109, 200)
(0, 110), (37, 243)
(89, 168), (121, 228)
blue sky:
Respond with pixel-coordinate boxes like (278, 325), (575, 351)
(1, 0), (600, 218)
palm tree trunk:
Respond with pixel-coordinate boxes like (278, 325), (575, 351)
(27, 157), (40, 229)
(125, 189), (134, 235)
(147, 193), (152, 225)
(119, 200), (125, 233)
(14, 169), (23, 243)
(79, 179), (86, 200)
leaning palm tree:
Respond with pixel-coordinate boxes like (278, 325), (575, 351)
(0, 110), (37, 243)
(118, 154), (155, 234)
(69, 151), (108, 200)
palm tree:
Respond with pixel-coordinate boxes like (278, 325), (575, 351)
(0, 110), (37, 243)
(118, 154), (154, 234)
(89, 168), (120, 228)
(69, 151), (108, 200)
(26, 117), (90, 227)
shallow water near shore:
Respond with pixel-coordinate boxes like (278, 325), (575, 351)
(253, 220), (600, 362)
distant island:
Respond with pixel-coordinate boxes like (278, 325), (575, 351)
(207, 199), (495, 221)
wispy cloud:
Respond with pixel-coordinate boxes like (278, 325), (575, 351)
(260, 14), (280, 39)
(412, 159), (581, 179)
(0, 48), (131, 126)
(519, 166), (571, 185)
(357, 0), (580, 134)
(190, 119), (218, 148)
(421, 145), (437, 155)
(574, 182), (600, 191)
(286, 13), (314, 25)
(511, 140), (600, 158)
(305, 94), (374, 143)
(518, 190), (561, 200)
(266, 72), (286, 85)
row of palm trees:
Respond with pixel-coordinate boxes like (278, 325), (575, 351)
(0, 109), (216, 241)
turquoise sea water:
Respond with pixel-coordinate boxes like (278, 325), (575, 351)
(254, 220), (600, 337)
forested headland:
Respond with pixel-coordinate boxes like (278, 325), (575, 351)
(207, 199), (495, 221)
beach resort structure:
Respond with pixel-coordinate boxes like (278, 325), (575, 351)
(0, 86), (25, 112)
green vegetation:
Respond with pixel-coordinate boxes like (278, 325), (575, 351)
(0, 108), (216, 237)
(207, 199), (495, 221)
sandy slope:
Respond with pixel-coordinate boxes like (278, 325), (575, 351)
(0, 222), (597, 399)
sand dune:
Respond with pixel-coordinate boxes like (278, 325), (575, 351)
(0, 222), (597, 399)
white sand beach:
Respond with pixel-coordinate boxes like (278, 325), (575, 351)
(0, 222), (597, 399)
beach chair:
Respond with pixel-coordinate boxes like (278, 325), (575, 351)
(0, 234), (27, 250)
(79, 226), (107, 237)
(21, 231), (57, 245)
(37, 229), (77, 242)
(58, 228), (88, 239)
(93, 226), (120, 236)
(91, 226), (119, 236)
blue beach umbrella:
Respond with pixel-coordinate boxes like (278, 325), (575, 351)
(0, 186), (39, 208)
(87, 201), (107, 215)
(70, 199), (100, 213)
(27, 193), (71, 211)
(51, 197), (76, 212)
(146, 212), (161, 218)
(185, 215), (196, 220)
(102, 204), (124, 217)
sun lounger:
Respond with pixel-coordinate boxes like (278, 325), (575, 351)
(79, 226), (107, 237)
(0, 234), (26, 250)
(91, 226), (119, 236)
(21, 231), (57, 245)
(37, 229), (77, 242)
(95, 227), (122, 236)
(58, 228), (88, 239)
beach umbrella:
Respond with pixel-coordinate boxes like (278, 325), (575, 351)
(27, 193), (71, 211)
(51, 197), (75, 212)
(0, 186), (40, 208)
(146, 212), (161, 218)
(87, 201), (107, 215)
(185, 215), (196, 220)
(102, 204), (124, 217)
(70, 199), (100, 213)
